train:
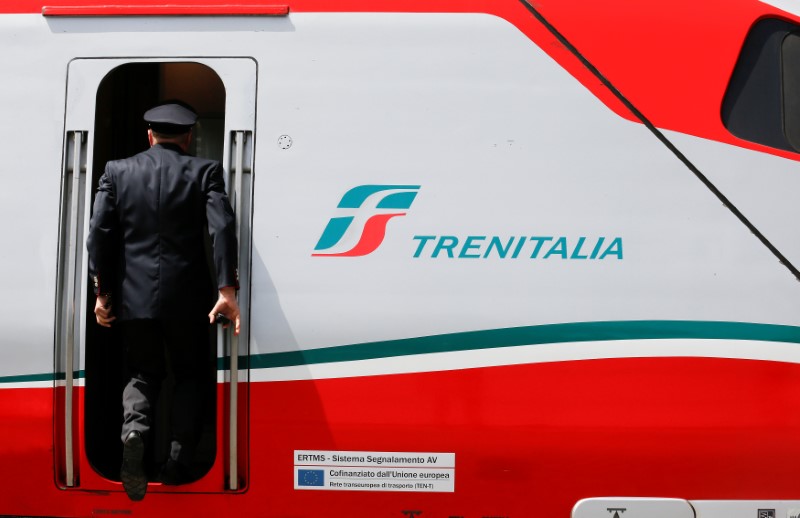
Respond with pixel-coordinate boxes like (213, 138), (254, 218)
(2, 0), (800, 516)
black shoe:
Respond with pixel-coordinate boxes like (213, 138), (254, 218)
(120, 431), (147, 501)
(159, 458), (193, 486)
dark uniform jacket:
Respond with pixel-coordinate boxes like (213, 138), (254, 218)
(87, 143), (238, 321)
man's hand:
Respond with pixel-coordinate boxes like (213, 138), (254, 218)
(209, 286), (241, 335)
(95, 294), (115, 327)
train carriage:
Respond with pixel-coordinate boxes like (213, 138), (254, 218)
(2, 0), (800, 516)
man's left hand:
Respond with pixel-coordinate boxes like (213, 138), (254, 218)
(95, 294), (116, 327)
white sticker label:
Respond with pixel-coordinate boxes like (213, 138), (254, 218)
(294, 450), (455, 492)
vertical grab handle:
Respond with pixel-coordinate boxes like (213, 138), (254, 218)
(228, 130), (243, 491)
(56, 130), (87, 488)
(227, 130), (253, 491)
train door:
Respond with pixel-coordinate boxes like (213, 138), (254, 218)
(54, 57), (255, 494)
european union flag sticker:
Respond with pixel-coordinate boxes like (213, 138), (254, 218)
(298, 469), (325, 487)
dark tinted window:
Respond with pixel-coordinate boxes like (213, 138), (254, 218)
(722, 18), (800, 152)
(782, 32), (800, 149)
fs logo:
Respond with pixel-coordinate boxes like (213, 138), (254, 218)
(313, 185), (420, 257)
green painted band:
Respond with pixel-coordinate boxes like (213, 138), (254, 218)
(5, 321), (800, 384)
(249, 320), (800, 369)
(0, 371), (85, 384)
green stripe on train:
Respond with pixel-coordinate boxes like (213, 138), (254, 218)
(251, 320), (800, 368)
(5, 321), (800, 384)
(0, 371), (85, 384)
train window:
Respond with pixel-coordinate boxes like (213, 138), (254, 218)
(85, 62), (225, 482)
(721, 18), (800, 152)
(782, 33), (800, 149)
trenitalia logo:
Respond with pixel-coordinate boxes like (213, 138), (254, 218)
(314, 184), (624, 261)
(313, 185), (421, 257)
(412, 235), (623, 260)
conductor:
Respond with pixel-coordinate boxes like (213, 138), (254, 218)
(86, 101), (240, 501)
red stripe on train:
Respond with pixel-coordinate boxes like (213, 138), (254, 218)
(1, 357), (799, 516)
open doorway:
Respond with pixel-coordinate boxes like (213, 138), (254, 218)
(84, 62), (226, 482)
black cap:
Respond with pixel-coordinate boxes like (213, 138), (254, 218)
(143, 100), (197, 135)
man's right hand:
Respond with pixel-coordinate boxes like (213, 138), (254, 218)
(209, 286), (241, 335)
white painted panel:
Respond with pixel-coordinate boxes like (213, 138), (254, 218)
(1, 12), (799, 379)
(760, 0), (800, 16)
(248, 14), (800, 358)
(666, 130), (800, 271)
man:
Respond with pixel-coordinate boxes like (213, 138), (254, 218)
(87, 101), (240, 501)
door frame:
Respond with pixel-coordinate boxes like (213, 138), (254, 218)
(54, 56), (256, 493)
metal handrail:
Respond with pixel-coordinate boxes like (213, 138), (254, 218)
(228, 130), (246, 491)
(63, 130), (84, 487)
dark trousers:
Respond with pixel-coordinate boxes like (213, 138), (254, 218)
(120, 318), (207, 466)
